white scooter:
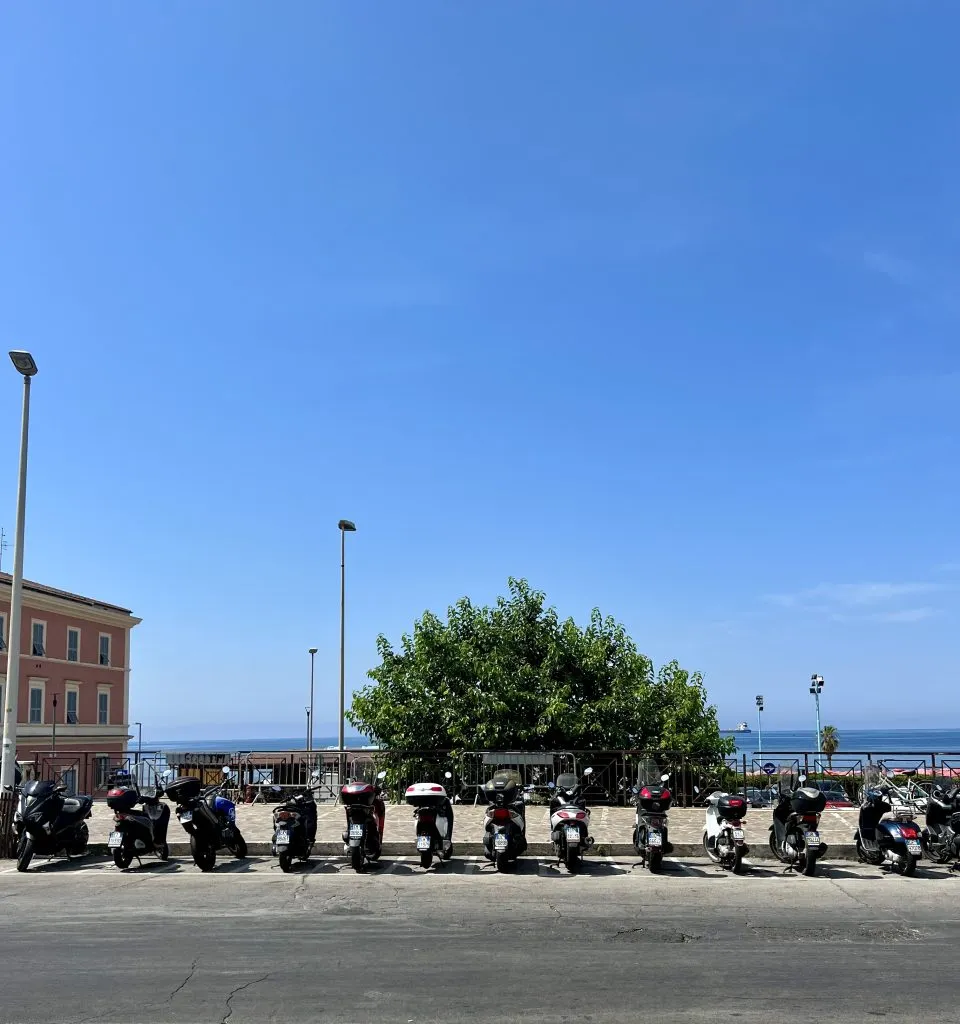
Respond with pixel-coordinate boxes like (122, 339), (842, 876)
(405, 772), (454, 869)
(548, 767), (595, 873)
(700, 788), (750, 873)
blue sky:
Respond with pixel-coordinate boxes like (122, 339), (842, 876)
(1, 3), (958, 739)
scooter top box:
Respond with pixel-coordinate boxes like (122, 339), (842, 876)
(106, 786), (139, 813)
(341, 782), (377, 806)
(717, 793), (748, 819)
(636, 784), (672, 812)
(405, 782), (449, 808)
(164, 776), (202, 804)
(790, 787), (826, 815)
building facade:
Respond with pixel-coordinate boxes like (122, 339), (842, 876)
(0, 572), (141, 792)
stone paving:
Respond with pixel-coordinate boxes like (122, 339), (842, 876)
(90, 799), (860, 847)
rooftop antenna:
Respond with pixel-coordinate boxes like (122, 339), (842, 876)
(0, 527), (8, 573)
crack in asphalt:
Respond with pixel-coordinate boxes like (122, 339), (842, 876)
(220, 972), (273, 1024)
(167, 957), (199, 1001)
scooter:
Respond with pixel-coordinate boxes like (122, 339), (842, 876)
(341, 770), (387, 872)
(921, 784), (960, 868)
(272, 790), (318, 873)
(768, 772), (827, 876)
(166, 767), (247, 872)
(701, 789), (749, 873)
(549, 767), (595, 873)
(482, 770), (530, 872)
(633, 772), (673, 873)
(405, 771), (455, 869)
(106, 778), (170, 868)
(13, 779), (92, 872)
(855, 780), (923, 876)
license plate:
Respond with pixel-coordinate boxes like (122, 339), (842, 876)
(275, 830), (290, 844)
(493, 833), (509, 851)
(107, 831), (123, 848)
(804, 831), (821, 846)
(416, 835), (432, 851)
(648, 831), (663, 847)
(906, 839), (922, 855)
(565, 827), (580, 844)
(179, 810), (193, 823)
(348, 824), (364, 839)
(733, 828), (745, 841)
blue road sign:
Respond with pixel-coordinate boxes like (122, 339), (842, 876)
(761, 762), (777, 775)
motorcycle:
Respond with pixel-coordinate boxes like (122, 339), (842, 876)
(632, 772), (673, 873)
(482, 769), (530, 872)
(548, 766), (595, 873)
(13, 779), (92, 872)
(272, 789), (318, 873)
(921, 783), (960, 868)
(855, 767), (923, 876)
(341, 770), (387, 872)
(106, 777), (171, 868)
(166, 767), (247, 872)
(700, 788), (749, 873)
(405, 771), (455, 869)
(768, 771), (827, 876)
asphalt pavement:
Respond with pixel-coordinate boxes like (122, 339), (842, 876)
(1, 853), (958, 1023)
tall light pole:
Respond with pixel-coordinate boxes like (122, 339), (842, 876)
(338, 519), (356, 784)
(755, 695), (764, 757)
(1, 350), (38, 791)
(307, 648), (317, 752)
(304, 706), (311, 750)
(810, 674), (824, 753)
(134, 721), (142, 760)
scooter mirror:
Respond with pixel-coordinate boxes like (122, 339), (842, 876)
(444, 771), (452, 779)
(631, 786), (639, 794)
(583, 767), (594, 776)
(693, 786), (700, 794)
(660, 774), (670, 782)
(222, 766), (232, 776)
(548, 782), (556, 789)
(798, 775), (807, 784)
(376, 771), (387, 780)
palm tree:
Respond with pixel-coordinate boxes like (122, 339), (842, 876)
(821, 725), (840, 769)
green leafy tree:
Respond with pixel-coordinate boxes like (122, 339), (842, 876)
(347, 578), (732, 758)
(821, 725), (840, 768)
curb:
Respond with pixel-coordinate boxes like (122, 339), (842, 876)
(83, 842), (861, 861)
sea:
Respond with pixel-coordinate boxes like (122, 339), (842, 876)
(142, 730), (960, 759)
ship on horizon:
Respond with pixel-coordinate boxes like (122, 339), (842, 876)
(720, 721), (752, 735)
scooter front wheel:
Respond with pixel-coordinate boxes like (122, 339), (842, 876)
(16, 834), (34, 873)
(231, 830), (247, 859)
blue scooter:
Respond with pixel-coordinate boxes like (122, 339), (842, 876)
(855, 774), (923, 876)
(166, 767), (247, 872)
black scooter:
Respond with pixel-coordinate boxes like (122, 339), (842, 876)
(855, 784), (923, 876)
(922, 784), (960, 868)
(14, 779), (92, 872)
(482, 770), (530, 872)
(769, 773), (827, 876)
(633, 772), (674, 874)
(106, 778), (171, 868)
(272, 789), (318, 872)
(166, 767), (247, 872)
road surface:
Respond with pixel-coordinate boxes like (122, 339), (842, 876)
(0, 853), (957, 1023)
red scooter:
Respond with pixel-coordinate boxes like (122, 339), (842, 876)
(341, 770), (387, 872)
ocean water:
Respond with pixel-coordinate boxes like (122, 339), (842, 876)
(143, 730), (960, 757)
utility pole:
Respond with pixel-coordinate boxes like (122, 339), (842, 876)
(755, 695), (764, 757)
(809, 674), (824, 753)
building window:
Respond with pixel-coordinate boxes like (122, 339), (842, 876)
(95, 755), (111, 789)
(0, 613), (6, 651)
(29, 685), (43, 724)
(67, 628), (80, 663)
(65, 687), (79, 725)
(97, 689), (109, 725)
(99, 634), (111, 667)
(31, 621), (45, 657)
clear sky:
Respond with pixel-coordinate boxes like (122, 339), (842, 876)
(1, 3), (957, 739)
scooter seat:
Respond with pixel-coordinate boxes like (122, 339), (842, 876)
(62, 795), (93, 815)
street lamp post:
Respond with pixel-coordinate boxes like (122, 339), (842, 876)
(0, 350), (38, 791)
(809, 674), (824, 753)
(337, 519), (356, 785)
(307, 648), (318, 752)
(755, 695), (764, 757)
(134, 721), (142, 760)
(305, 706), (311, 750)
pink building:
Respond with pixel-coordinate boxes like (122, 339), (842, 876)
(0, 572), (141, 792)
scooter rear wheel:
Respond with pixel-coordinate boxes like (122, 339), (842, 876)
(732, 849), (746, 874)
(495, 851), (510, 873)
(190, 835), (216, 872)
(564, 847), (582, 874)
(894, 853), (918, 877)
(350, 846), (364, 872)
(703, 831), (720, 864)
(648, 849), (663, 874)
(157, 843), (169, 862)
(113, 846), (134, 870)
(420, 852), (433, 869)
(802, 852), (817, 876)
(278, 851), (293, 873)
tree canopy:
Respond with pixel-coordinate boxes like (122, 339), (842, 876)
(347, 578), (732, 757)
